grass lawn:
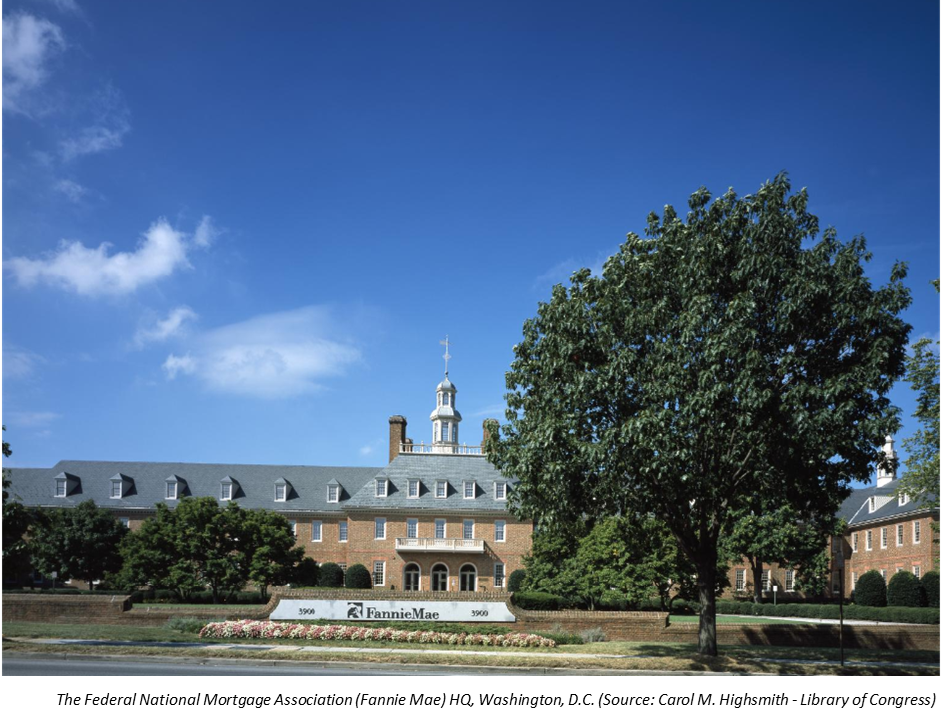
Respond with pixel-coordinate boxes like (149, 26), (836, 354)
(668, 614), (814, 625)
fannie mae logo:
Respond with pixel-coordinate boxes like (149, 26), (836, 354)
(347, 602), (440, 620)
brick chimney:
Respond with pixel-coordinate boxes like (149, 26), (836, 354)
(482, 418), (498, 452)
(388, 415), (407, 462)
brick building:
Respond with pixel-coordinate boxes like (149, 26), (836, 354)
(727, 436), (939, 600)
(5, 371), (529, 593)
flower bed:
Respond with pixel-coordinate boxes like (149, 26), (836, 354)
(199, 620), (556, 647)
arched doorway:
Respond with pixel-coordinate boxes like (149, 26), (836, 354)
(459, 564), (477, 592)
(431, 563), (448, 592)
(403, 563), (420, 591)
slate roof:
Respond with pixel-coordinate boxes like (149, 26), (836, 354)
(344, 453), (516, 514)
(837, 483), (938, 527)
(4, 460), (382, 513)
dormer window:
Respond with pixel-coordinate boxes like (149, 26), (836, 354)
(899, 493), (909, 506)
(327, 484), (339, 503)
(463, 481), (475, 499)
(869, 497), (876, 512)
(111, 481), (122, 498)
(408, 480), (420, 498)
(495, 482), (506, 501)
(275, 485), (286, 502)
(53, 472), (79, 498)
(220, 482), (233, 501)
(166, 481), (178, 500)
(376, 479), (388, 498)
(436, 480), (447, 499)
(56, 479), (67, 497)
(109, 473), (132, 499)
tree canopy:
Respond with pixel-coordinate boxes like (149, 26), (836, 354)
(487, 174), (911, 655)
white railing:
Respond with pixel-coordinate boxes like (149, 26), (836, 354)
(395, 538), (485, 553)
(400, 443), (484, 455)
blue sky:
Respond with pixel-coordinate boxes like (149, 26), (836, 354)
(1, 0), (939, 474)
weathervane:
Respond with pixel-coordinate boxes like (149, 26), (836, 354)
(440, 335), (451, 377)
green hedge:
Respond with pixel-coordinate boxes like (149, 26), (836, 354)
(715, 600), (939, 624)
(507, 569), (527, 593)
(921, 571), (939, 608)
(512, 591), (567, 610)
(319, 562), (344, 588)
(887, 571), (922, 607)
(854, 570), (887, 607)
(294, 558), (321, 587)
(344, 563), (372, 589)
(130, 589), (267, 604)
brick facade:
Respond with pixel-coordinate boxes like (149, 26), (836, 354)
(838, 512), (939, 594)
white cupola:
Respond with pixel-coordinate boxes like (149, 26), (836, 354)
(430, 336), (462, 452)
(876, 435), (897, 487)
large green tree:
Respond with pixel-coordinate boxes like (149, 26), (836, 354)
(244, 508), (303, 599)
(2, 427), (35, 585)
(31, 501), (128, 589)
(899, 279), (939, 509)
(487, 175), (911, 655)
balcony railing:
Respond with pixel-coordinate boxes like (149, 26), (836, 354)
(395, 537), (485, 553)
(400, 442), (484, 455)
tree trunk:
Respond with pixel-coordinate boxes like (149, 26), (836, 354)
(696, 558), (718, 657)
(751, 557), (763, 604)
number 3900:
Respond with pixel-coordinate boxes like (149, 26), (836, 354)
(298, 607), (316, 615)
(470, 610), (488, 617)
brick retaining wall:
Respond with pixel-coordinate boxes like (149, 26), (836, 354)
(2, 594), (131, 623)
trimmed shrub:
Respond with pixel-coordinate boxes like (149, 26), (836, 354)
(164, 617), (210, 634)
(887, 571), (922, 607)
(921, 571), (939, 608)
(854, 570), (887, 607)
(508, 569), (527, 593)
(294, 558), (321, 587)
(319, 562), (344, 588)
(714, 600), (939, 624)
(512, 591), (566, 610)
(345, 563), (372, 589)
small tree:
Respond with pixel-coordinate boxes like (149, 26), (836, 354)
(886, 570), (922, 607)
(244, 509), (303, 599)
(344, 563), (372, 589)
(31, 500), (128, 589)
(854, 570), (887, 607)
(319, 562), (344, 588)
(294, 557), (321, 587)
(507, 569), (527, 593)
(2, 427), (34, 586)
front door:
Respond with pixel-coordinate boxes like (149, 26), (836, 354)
(460, 564), (477, 592)
(431, 564), (448, 592)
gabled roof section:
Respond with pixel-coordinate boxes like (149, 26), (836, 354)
(840, 483), (938, 527)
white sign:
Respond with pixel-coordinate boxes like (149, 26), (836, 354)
(270, 599), (516, 623)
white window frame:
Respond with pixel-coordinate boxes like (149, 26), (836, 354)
(913, 520), (921, 544)
(735, 569), (746, 592)
(436, 480), (447, 499)
(376, 479), (387, 498)
(407, 480), (420, 498)
(111, 481), (123, 499)
(311, 520), (322, 542)
(463, 519), (474, 540)
(220, 483), (232, 501)
(866, 530), (872, 551)
(275, 484), (286, 502)
(852, 532), (858, 551)
(440, 421), (449, 442)
(55, 480), (67, 497)
(785, 569), (795, 592)
(880, 568), (886, 580)
(375, 517), (386, 540)
(118, 517), (130, 528)
(338, 520), (348, 542)
(463, 481), (475, 499)
(373, 561), (385, 587)
(761, 569), (771, 593)
(495, 520), (506, 542)
(165, 481), (178, 500)
(493, 563), (505, 588)
(881, 527), (887, 549)
(897, 524), (904, 547)
(289, 520), (297, 537)
(913, 565), (921, 579)
(899, 493), (909, 506)
(327, 485), (339, 503)
(495, 482), (506, 500)
(851, 571), (857, 590)
(434, 519), (446, 540)
(406, 518), (418, 539)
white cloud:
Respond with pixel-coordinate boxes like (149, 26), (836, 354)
(2, 347), (46, 380)
(33, 1), (84, 16)
(4, 411), (61, 428)
(161, 306), (363, 399)
(134, 306), (198, 348)
(59, 84), (130, 160)
(359, 445), (375, 456)
(6, 217), (200, 295)
(534, 250), (613, 289)
(2, 13), (65, 114)
(193, 215), (218, 248)
(53, 178), (87, 202)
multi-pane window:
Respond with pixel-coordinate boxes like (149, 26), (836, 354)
(441, 422), (449, 442)
(311, 521), (322, 542)
(275, 485), (286, 502)
(220, 483), (232, 501)
(897, 524), (904, 547)
(408, 480), (420, 498)
(166, 482), (177, 500)
(327, 485), (339, 503)
(914, 520), (921, 544)
(494, 563), (505, 588)
(452, 425), (458, 443)
(881, 527), (888, 549)
(852, 532), (858, 551)
(495, 520), (506, 542)
(913, 565), (921, 579)
(851, 571), (857, 590)
(495, 482), (506, 500)
(289, 521), (297, 537)
(761, 570), (770, 593)
(376, 479), (387, 497)
(111, 481), (123, 499)
(464, 481), (475, 499)
(870, 497), (876, 512)
(463, 519), (474, 540)
(406, 518), (418, 539)
(899, 493), (909, 506)
(734, 569), (746, 592)
(55, 479), (67, 497)
(119, 517), (130, 529)
(375, 518), (386, 540)
(436, 481), (447, 499)
(373, 561), (385, 586)
(866, 530), (872, 550)
(880, 569), (887, 580)
(338, 521), (348, 542)
(785, 569), (795, 591)
(434, 519), (446, 540)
